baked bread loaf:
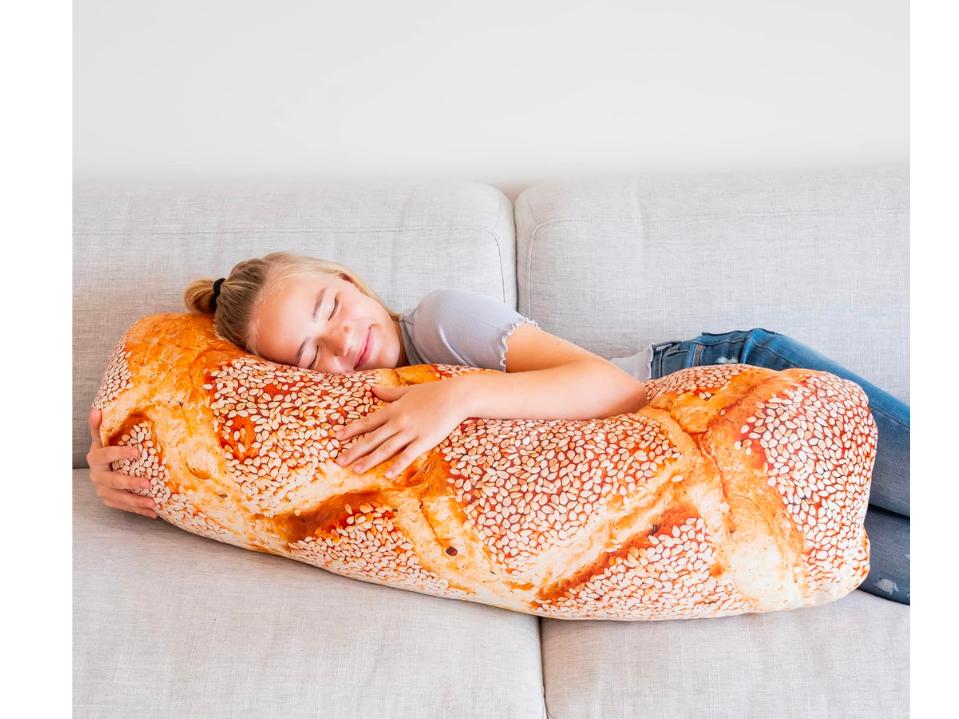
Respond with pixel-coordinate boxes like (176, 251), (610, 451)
(93, 313), (876, 620)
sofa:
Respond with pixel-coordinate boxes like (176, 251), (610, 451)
(73, 166), (909, 718)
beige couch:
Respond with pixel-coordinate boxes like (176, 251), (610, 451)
(73, 166), (908, 718)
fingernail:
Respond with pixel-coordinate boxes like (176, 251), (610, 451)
(385, 470), (395, 478)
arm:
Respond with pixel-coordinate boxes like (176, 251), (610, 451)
(451, 321), (651, 420)
(336, 321), (650, 477)
(454, 358), (650, 421)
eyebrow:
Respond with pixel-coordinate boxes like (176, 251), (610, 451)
(296, 288), (326, 366)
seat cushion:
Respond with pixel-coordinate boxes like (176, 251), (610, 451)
(73, 469), (547, 718)
(541, 589), (908, 718)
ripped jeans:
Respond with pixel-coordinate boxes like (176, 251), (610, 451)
(649, 328), (910, 605)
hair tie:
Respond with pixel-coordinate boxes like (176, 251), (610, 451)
(211, 277), (226, 311)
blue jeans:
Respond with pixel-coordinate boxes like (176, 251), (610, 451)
(649, 328), (910, 605)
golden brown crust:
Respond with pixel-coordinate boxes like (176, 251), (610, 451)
(96, 313), (876, 620)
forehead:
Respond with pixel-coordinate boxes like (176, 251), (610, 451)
(254, 272), (337, 360)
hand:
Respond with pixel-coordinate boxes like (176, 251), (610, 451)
(86, 407), (158, 519)
(333, 381), (470, 478)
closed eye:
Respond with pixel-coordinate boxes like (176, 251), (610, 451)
(309, 295), (338, 369)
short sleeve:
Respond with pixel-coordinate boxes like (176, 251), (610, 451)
(408, 288), (540, 371)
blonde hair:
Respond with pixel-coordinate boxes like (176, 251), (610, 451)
(183, 251), (400, 356)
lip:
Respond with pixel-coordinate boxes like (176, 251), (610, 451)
(355, 327), (372, 369)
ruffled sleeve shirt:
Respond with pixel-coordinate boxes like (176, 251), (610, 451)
(397, 288), (653, 380)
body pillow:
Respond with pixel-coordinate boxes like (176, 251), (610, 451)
(93, 313), (876, 620)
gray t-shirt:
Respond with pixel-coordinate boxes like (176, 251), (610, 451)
(398, 288), (653, 379)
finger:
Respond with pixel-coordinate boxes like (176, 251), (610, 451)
(352, 431), (412, 473)
(336, 406), (389, 442)
(88, 407), (103, 447)
(106, 445), (141, 467)
(101, 488), (158, 516)
(90, 467), (142, 491)
(335, 422), (361, 442)
(90, 444), (140, 469)
(372, 384), (408, 399)
(334, 416), (366, 442)
(337, 423), (400, 468)
(385, 443), (422, 478)
(105, 469), (152, 492)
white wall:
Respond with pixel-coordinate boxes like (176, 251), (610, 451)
(75, 0), (908, 199)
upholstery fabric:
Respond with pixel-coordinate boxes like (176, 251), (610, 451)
(73, 180), (517, 467)
(515, 166), (909, 404)
(73, 170), (908, 717)
(73, 471), (547, 719)
(541, 589), (908, 718)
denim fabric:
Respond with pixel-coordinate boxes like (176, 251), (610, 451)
(649, 328), (910, 605)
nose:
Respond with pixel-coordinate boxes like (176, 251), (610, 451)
(333, 326), (357, 363)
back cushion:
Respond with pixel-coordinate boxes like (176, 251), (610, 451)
(515, 166), (908, 403)
(74, 180), (516, 466)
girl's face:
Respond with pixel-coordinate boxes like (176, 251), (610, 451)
(250, 271), (406, 373)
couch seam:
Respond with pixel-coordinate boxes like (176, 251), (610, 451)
(538, 616), (554, 719)
(74, 218), (510, 467)
(506, 196), (520, 309)
(526, 215), (539, 322)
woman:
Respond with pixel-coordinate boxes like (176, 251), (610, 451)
(86, 251), (910, 604)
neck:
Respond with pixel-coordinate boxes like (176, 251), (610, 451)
(392, 317), (408, 366)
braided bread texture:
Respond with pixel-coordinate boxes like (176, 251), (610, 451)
(94, 313), (876, 620)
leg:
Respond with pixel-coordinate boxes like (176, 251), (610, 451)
(650, 328), (910, 605)
(859, 505), (910, 605)
(651, 328), (909, 517)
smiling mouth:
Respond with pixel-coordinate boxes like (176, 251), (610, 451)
(355, 327), (372, 369)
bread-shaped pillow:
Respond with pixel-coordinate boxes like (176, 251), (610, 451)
(93, 313), (876, 620)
